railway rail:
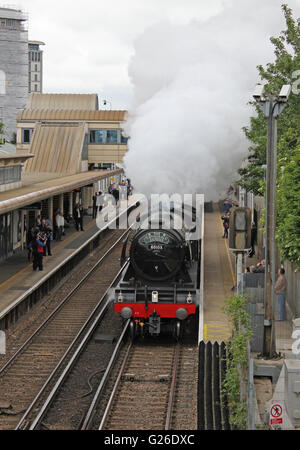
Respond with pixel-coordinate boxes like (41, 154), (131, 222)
(0, 228), (130, 430)
(82, 338), (198, 431)
(98, 341), (181, 430)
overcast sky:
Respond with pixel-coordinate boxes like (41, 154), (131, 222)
(3, 0), (299, 109)
(1, 0), (231, 108)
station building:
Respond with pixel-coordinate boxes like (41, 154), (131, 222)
(0, 93), (129, 262)
(0, 6), (28, 142)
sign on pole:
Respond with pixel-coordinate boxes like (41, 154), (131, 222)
(269, 403), (283, 427)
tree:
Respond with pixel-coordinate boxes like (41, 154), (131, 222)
(238, 4), (300, 266)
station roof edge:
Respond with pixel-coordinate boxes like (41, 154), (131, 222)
(0, 168), (123, 215)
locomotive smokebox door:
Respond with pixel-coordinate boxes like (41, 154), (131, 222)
(130, 229), (185, 281)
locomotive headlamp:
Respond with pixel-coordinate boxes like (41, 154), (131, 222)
(186, 292), (192, 304)
(118, 292), (123, 302)
(152, 291), (158, 302)
(120, 307), (132, 319)
(176, 308), (188, 320)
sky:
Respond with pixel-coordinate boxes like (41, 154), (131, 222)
(2, 0), (299, 198)
(2, 0), (298, 109)
(3, 0), (227, 108)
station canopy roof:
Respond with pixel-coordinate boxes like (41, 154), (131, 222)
(0, 169), (123, 215)
(17, 109), (127, 122)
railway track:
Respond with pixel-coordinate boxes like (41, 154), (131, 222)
(0, 228), (130, 430)
(81, 338), (199, 431)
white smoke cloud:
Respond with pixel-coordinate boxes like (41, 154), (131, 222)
(124, 0), (299, 200)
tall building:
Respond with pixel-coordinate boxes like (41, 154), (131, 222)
(28, 40), (45, 93)
(0, 7), (28, 142)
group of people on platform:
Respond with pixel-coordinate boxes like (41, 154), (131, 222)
(25, 180), (133, 272)
(26, 202), (85, 271)
(108, 178), (133, 205)
(92, 179), (133, 218)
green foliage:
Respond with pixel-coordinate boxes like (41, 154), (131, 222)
(238, 4), (300, 266)
(276, 150), (300, 266)
(222, 295), (253, 429)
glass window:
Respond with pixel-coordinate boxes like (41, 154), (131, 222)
(106, 130), (118, 144)
(35, 64), (38, 71)
(34, 84), (38, 92)
(22, 129), (34, 144)
(89, 129), (105, 144)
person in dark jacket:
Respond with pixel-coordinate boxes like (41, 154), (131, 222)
(221, 212), (230, 238)
(26, 227), (35, 261)
(74, 203), (84, 231)
(92, 193), (98, 219)
(30, 232), (47, 271)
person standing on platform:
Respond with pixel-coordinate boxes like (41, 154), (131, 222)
(275, 268), (287, 321)
(221, 212), (230, 238)
(27, 227), (35, 261)
(44, 222), (53, 255)
(96, 191), (103, 214)
(92, 192), (98, 219)
(56, 209), (65, 240)
(74, 203), (84, 231)
(30, 232), (47, 271)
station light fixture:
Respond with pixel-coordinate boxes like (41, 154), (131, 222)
(229, 207), (251, 251)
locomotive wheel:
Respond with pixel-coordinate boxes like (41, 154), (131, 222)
(129, 320), (136, 340)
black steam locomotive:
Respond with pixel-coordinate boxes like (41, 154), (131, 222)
(114, 203), (202, 338)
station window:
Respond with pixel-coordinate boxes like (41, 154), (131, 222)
(89, 129), (105, 144)
(22, 128), (34, 144)
(89, 129), (129, 145)
(0, 166), (22, 186)
(106, 130), (118, 144)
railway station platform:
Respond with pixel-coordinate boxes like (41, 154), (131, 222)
(0, 215), (98, 315)
(0, 195), (139, 326)
(202, 203), (234, 342)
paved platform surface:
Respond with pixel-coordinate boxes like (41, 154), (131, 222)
(0, 195), (139, 318)
(0, 215), (97, 316)
(203, 203), (233, 342)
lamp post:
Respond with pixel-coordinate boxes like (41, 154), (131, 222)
(252, 84), (291, 357)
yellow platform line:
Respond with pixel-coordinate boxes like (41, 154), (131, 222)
(204, 322), (232, 342)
